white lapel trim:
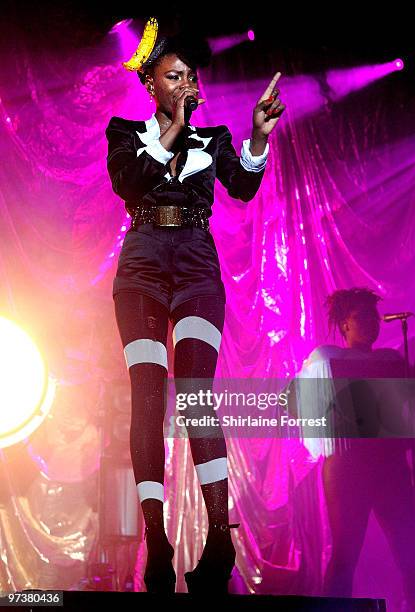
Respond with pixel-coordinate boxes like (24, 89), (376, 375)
(135, 114), (160, 157)
(178, 133), (213, 182)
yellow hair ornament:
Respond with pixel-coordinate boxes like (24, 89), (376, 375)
(122, 17), (159, 72)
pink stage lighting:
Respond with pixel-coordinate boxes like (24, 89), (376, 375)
(109, 18), (133, 34)
(208, 32), (252, 54)
(107, 18), (144, 95)
(247, 30), (255, 42)
(326, 57), (406, 101)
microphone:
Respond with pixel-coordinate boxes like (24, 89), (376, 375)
(185, 96), (198, 112)
(382, 312), (414, 323)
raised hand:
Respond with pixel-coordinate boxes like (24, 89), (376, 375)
(252, 72), (286, 137)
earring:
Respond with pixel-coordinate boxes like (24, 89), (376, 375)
(149, 88), (155, 103)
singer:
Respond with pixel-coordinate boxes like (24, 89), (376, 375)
(105, 21), (285, 595)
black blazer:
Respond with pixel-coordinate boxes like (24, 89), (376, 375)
(105, 114), (268, 218)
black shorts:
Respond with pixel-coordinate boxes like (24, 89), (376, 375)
(112, 224), (226, 313)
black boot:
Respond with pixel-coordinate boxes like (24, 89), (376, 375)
(143, 525), (176, 595)
(184, 523), (240, 595)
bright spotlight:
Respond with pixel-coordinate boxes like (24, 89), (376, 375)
(0, 317), (56, 449)
(326, 57), (407, 100)
(109, 18), (133, 34)
(247, 30), (255, 42)
(208, 32), (252, 54)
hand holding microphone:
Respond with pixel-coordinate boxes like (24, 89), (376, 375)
(172, 86), (205, 128)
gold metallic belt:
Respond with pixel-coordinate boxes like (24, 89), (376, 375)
(131, 205), (210, 231)
(155, 205), (183, 226)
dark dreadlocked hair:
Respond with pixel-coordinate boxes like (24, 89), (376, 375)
(138, 32), (212, 85)
(324, 287), (382, 339)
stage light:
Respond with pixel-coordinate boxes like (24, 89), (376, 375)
(326, 57), (406, 101)
(109, 18), (133, 34)
(107, 17), (144, 88)
(247, 30), (255, 42)
(0, 317), (56, 449)
(208, 32), (251, 55)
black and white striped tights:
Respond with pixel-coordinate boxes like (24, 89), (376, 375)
(113, 292), (228, 532)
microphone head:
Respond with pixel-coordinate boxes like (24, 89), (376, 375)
(185, 96), (198, 111)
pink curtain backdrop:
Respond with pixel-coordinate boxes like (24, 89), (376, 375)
(1, 24), (414, 609)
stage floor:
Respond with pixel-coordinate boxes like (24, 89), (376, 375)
(0, 590), (387, 611)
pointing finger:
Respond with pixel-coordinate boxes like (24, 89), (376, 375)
(259, 72), (282, 102)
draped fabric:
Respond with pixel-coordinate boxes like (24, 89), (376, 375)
(1, 24), (414, 609)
